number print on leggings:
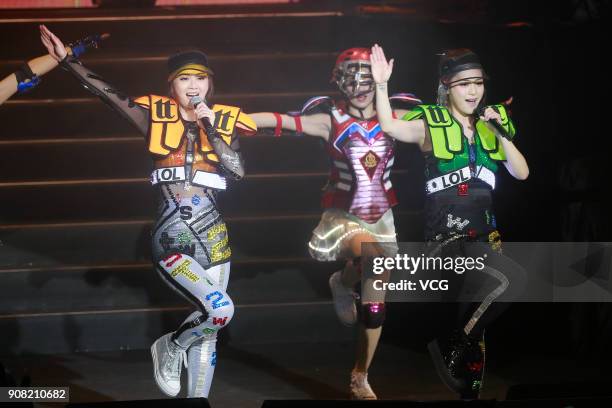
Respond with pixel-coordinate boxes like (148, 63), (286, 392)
(206, 291), (230, 309)
(211, 351), (217, 367)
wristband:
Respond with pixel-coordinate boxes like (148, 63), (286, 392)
(15, 63), (40, 94)
(293, 116), (303, 135)
(273, 112), (282, 137)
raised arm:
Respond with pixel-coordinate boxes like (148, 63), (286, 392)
(0, 54), (58, 105)
(370, 44), (426, 145)
(1, 31), (106, 105)
(249, 112), (331, 141)
(40, 25), (149, 137)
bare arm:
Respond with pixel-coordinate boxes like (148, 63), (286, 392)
(370, 44), (426, 145)
(0, 54), (59, 105)
(0, 73), (19, 105)
(23, 53), (58, 77)
(501, 138), (529, 180)
(480, 108), (529, 180)
(249, 112), (331, 141)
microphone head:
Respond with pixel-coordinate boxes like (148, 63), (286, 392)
(476, 105), (487, 118)
(190, 95), (203, 107)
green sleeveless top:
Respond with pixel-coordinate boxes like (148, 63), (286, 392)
(402, 104), (516, 176)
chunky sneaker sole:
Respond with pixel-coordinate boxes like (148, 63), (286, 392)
(151, 334), (180, 397)
(329, 271), (358, 326)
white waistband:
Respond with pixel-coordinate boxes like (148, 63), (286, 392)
(426, 166), (495, 195)
(475, 166), (496, 189)
(151, 166), (186, 185)
(151, 167), (226, 190)
(192, 170), (227, 190)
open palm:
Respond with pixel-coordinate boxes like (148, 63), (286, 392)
(370, 44), (394, 84)
(40, 25), (67, 61)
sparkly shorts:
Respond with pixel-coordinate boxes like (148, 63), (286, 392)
(308, 208), (398, 262)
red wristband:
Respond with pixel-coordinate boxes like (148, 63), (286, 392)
(273, 112), (282, 137)
(293, 116), (303, 134)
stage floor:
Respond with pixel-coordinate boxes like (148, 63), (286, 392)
(3, 339), (608, 407)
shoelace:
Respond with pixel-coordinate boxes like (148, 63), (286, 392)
(180, 348), (188, 369)
(165, 342), (189, 379)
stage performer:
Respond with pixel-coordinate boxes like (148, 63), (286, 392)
(250, 47), (421, 400)
(371, 44), (528, 399)
(40, 25), (256, 398)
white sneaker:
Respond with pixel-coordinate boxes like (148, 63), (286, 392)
(350, 370), (377, 400)
(151, 333), (188, 396)
(329, 271), (358, 326)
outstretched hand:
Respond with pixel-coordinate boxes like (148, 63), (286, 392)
(40, 25), (67, 61)
(370, 44), (394, 85)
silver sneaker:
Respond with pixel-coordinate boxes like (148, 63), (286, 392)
(329, 271), (358, 326)
(350, 370), (377, 400)
(151, 333), (188, 396)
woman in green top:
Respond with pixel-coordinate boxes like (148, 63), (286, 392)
(370, 44), (528, 399)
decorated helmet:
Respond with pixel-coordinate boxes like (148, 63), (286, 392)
(331, 47), (374, 98)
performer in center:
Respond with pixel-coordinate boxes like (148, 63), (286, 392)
(250, 47), (421, 399)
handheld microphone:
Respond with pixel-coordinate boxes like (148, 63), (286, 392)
(190, 95), (215, 136)
(477, 106), (512, 141)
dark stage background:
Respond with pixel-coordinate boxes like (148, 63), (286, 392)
(1, 0), (611, 394)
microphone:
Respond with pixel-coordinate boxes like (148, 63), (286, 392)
(190, 95), (203, 108)
(477, 106), (512, 141)
(190, 95), (216, 136)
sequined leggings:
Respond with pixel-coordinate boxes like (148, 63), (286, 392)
(427, 238), (527, 338)
(152, 183), (234, 397)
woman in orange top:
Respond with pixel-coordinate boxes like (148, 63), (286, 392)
(40, 25), (256, 399)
